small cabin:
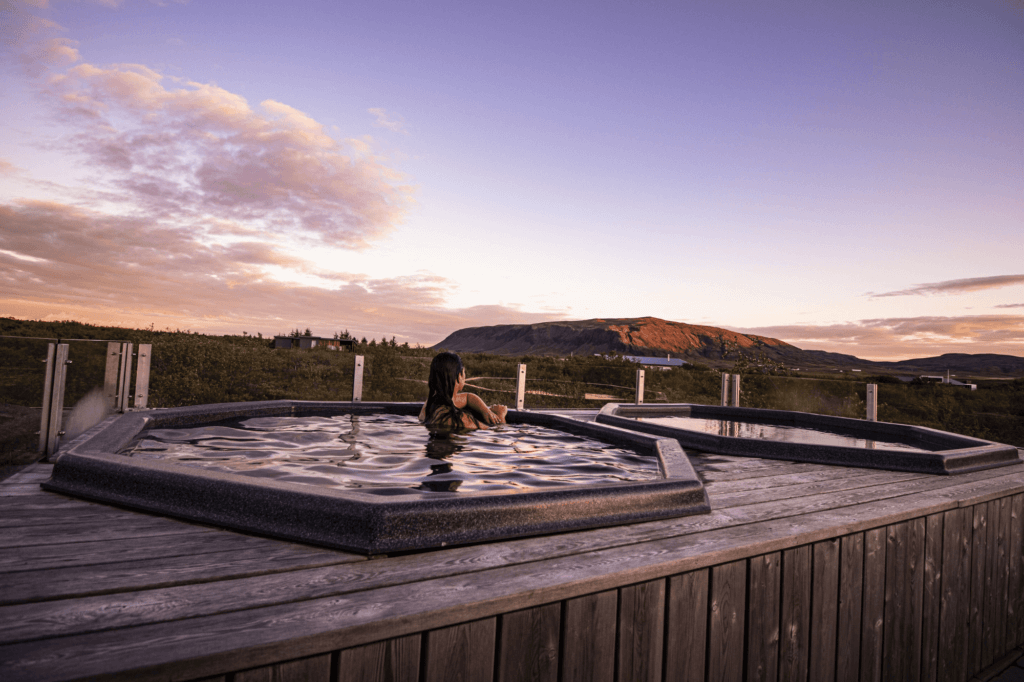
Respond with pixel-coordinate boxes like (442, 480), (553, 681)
(273, 336), (353, 351)
(622, 355), (688, 370)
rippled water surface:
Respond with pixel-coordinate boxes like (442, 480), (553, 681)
(635, 416), (936, 452)
(129, 413), (659, 492)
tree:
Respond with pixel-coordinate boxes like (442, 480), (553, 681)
(303, 328), (312, 337)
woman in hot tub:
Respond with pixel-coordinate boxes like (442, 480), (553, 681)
(419, 352), (508, 431)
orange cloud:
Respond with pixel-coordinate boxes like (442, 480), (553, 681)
(742, 316), (1024, 361)
(869, 275), (1024, 298)
(0, 201), (558, 343)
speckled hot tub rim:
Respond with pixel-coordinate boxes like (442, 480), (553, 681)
(598, 402), (1022, 476)
(42, 400), (710, 555)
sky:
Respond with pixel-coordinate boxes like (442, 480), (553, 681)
(1, 0), (1022, 360)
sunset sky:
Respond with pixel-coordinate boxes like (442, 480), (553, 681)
(1, 0), (1022, 360)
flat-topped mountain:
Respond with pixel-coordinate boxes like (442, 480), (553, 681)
(435, 317), (1024, 375)
(435, 316), (806, 363)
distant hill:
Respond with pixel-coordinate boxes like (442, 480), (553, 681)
(434, 317), (1024, 375)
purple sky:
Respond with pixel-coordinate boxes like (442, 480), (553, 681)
(1, 0), (1022, 359)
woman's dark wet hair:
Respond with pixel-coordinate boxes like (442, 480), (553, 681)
(424, 352), (465, 426)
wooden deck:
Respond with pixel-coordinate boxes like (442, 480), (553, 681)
(2, 410), (1024, 682)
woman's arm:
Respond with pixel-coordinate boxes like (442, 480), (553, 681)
(462, 392), (503, 425)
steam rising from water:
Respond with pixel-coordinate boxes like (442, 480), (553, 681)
(63, 388), (110, 441)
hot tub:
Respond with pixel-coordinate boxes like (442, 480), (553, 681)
(42, 401), (710, 554)
(597, 403), (1020, 475)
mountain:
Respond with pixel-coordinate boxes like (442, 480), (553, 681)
(434, 317), (1024, 375)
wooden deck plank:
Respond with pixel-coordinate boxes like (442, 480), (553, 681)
(1009, 494), (1024, 650)
(2, 470), (1023, 682)
(0, 528), (317, 572)
(5, 469), (1024, 652)
(0, 518), (208, 548)
(0, 544), (361, 605)
(937, 507), (970, 682)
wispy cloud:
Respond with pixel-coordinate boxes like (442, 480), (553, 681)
(996, 303), (1024, 309)
(0, 159), (19, 175)
(0, 201), (559, 342)
(869, 275), (1024, 298)
(742, 315), (1024, 361)
(368, 108), (407, 134)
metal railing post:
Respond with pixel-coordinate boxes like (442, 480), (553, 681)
(352, 355), (364, 401)
(635, 368), (645, 405)
(866, 383), (878, 421)
(104, 342), (120, 410)
(516, 364), (526, 410)
(38, 343), (56, 453)
(730, 374), (741, 407)
(116, 342), (133, 413)
(45, 343), (70, 457)
(721, 373), (730, 406)
(135, 344), (152, 408)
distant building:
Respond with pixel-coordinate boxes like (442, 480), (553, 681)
(917, 375), (977, 390)
(622, 355), (688, 369)
(273, 336), (353, 351)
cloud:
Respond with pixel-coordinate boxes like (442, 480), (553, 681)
(369, 107), (407, 133)
(0, 201), (560, 343)
(996, 303), (1024, 309)
(0, 159), (19, 175)
(741, 315), (1024, 361)
(869, 275), (1024, 298)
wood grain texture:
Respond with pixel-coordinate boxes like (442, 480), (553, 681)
(616, 579), (664, 682)
(664, 569), (708, 682)
(810, 538), (840, 682)
(561, 591), (616, 682)
(707, 559), (746, 682)
(836, 533), (864, 682)
(937, 508), (970, 682)
(860, 527), (886, 682)
(423, 618), (496, 682)
(337, 635), (421, 682)
(969, 502), (988, 678)
(235, 653), (332, 682)
(882, 521), (909, 682)
(497, 603), (560, 682)
(746, 552), (780, 682)
(1009, 495), (1024, 650)
(920, 513), (943, 682)
(780, 545), (811, 682)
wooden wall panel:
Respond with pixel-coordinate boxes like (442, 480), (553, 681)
(810, 539), (840, 682)
(837, 533), (864, 682)
(883, 521), (908, 681)
(969, 502), (988, 678)
(746, 553), (780, 682)
(780, 545), (811, 682)
(665, 569), (708, 682)
(561, 591), (616, 682)
(337, 635), (420, 682)
(860, 527), (887, 682)
(921, 513), (944, 682)
(1009, 494), (1024, 650)
(424, 618), (496, 682)
(707, 559), (746, 682)
(616, 579), (665, 682)
(938, 508), (970, 682)
(497, 604), (560, 682)
(235, 654), (332, 682)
